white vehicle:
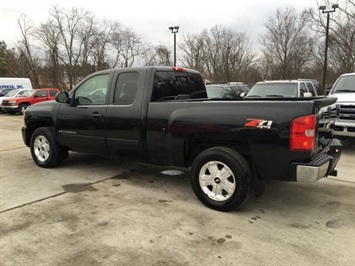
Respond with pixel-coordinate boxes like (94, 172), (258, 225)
(0, 78), (33, 97)
(320, 73), (355, 138)
(246, 79), (320, 98)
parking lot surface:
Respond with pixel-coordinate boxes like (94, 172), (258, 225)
(0, 114), (354, 265)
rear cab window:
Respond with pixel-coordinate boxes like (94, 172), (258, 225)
(151, 71), (206, 101)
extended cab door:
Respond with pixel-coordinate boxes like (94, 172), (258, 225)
(56, 73), (110, 155)
(146, 69), (207, 166)
(105, 71), (143, 160)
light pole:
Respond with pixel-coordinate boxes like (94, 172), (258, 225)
(319, 4), (339, 88)
(169, 26), (179, 66)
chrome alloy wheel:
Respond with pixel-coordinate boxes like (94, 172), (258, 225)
(198, 161), (236, 201)
(33, 135), (50, 162)
(20, 105), (27, 114)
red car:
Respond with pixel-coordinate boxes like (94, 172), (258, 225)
(1, 88), (60, 114)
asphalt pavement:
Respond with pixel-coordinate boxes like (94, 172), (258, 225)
(0, 114), (354, 266)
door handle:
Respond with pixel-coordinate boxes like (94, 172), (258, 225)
(91, 112), (103, 118)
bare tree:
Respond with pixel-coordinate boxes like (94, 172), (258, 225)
(111, 27), (142, 68)
(180, 33), (206, 75)
(49, 6), (92, 90)
(36, 19), (62, 88)
(259, 7), (314, 80)
(78, 13), (96, 74)
(89, 20), (120, 71)
(180, 25), (256, 83)
(142, 43), (171, 66)
(6, 5), (156, 89)
(17, 14), (41, 87)
(304, 0), (355, 85)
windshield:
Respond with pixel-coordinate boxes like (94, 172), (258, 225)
(247, 83), (298, 97)
(4, 89), (21, 97)
(332, 75), (355, 93)
(206, 85), (223, 98)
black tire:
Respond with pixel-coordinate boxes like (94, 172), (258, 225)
(191, 147), (252, 212)
(30, 127), (64, 168)
(19, 103), (29, 114)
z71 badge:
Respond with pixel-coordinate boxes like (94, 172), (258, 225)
(245, 119), (273, 129)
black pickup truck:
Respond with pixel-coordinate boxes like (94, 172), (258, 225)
(22, 66), (341, 211)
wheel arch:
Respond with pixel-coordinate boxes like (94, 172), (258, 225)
(18, 101), (31, 107)
(24, 121), (52, 147)
(184, 134), (253, 168)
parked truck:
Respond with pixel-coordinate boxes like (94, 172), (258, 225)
(22, 66), (342, 211)
(320, 73), (355, 139)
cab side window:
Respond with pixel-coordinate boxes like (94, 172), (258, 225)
(223, 88), (235, 99)
(300, 83), (308, 96)
(74, 74), (109, 105)
(306, 82), (316, 96)
(113, 72), (139, 105)
(49, 90), (59, 97)
(35, 90), (48, 97)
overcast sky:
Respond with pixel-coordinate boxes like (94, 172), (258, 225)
(1, 0), (319, 50)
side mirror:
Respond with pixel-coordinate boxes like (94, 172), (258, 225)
(55, 92), (69, 103)
(240, 92), (246, 98)
(303, 92), (312, 97)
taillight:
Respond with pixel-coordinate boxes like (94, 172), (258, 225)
(290, 115), (316, 151)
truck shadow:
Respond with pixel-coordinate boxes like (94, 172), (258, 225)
(60, 152), (147, 171)
(340, 138), (355, 152)
(246, 179), (353, 209)
(58, 152), (353, 217)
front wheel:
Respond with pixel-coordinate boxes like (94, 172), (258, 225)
(191, 147), (252, 212)
(19, 103), (29, 114)
(30, 127), (64, 168)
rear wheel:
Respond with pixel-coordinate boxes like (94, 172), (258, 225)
(30, 127), (65, 168)
(191, 147), (252, 211)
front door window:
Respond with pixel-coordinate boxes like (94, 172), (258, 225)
(74, 75), (109, 105)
